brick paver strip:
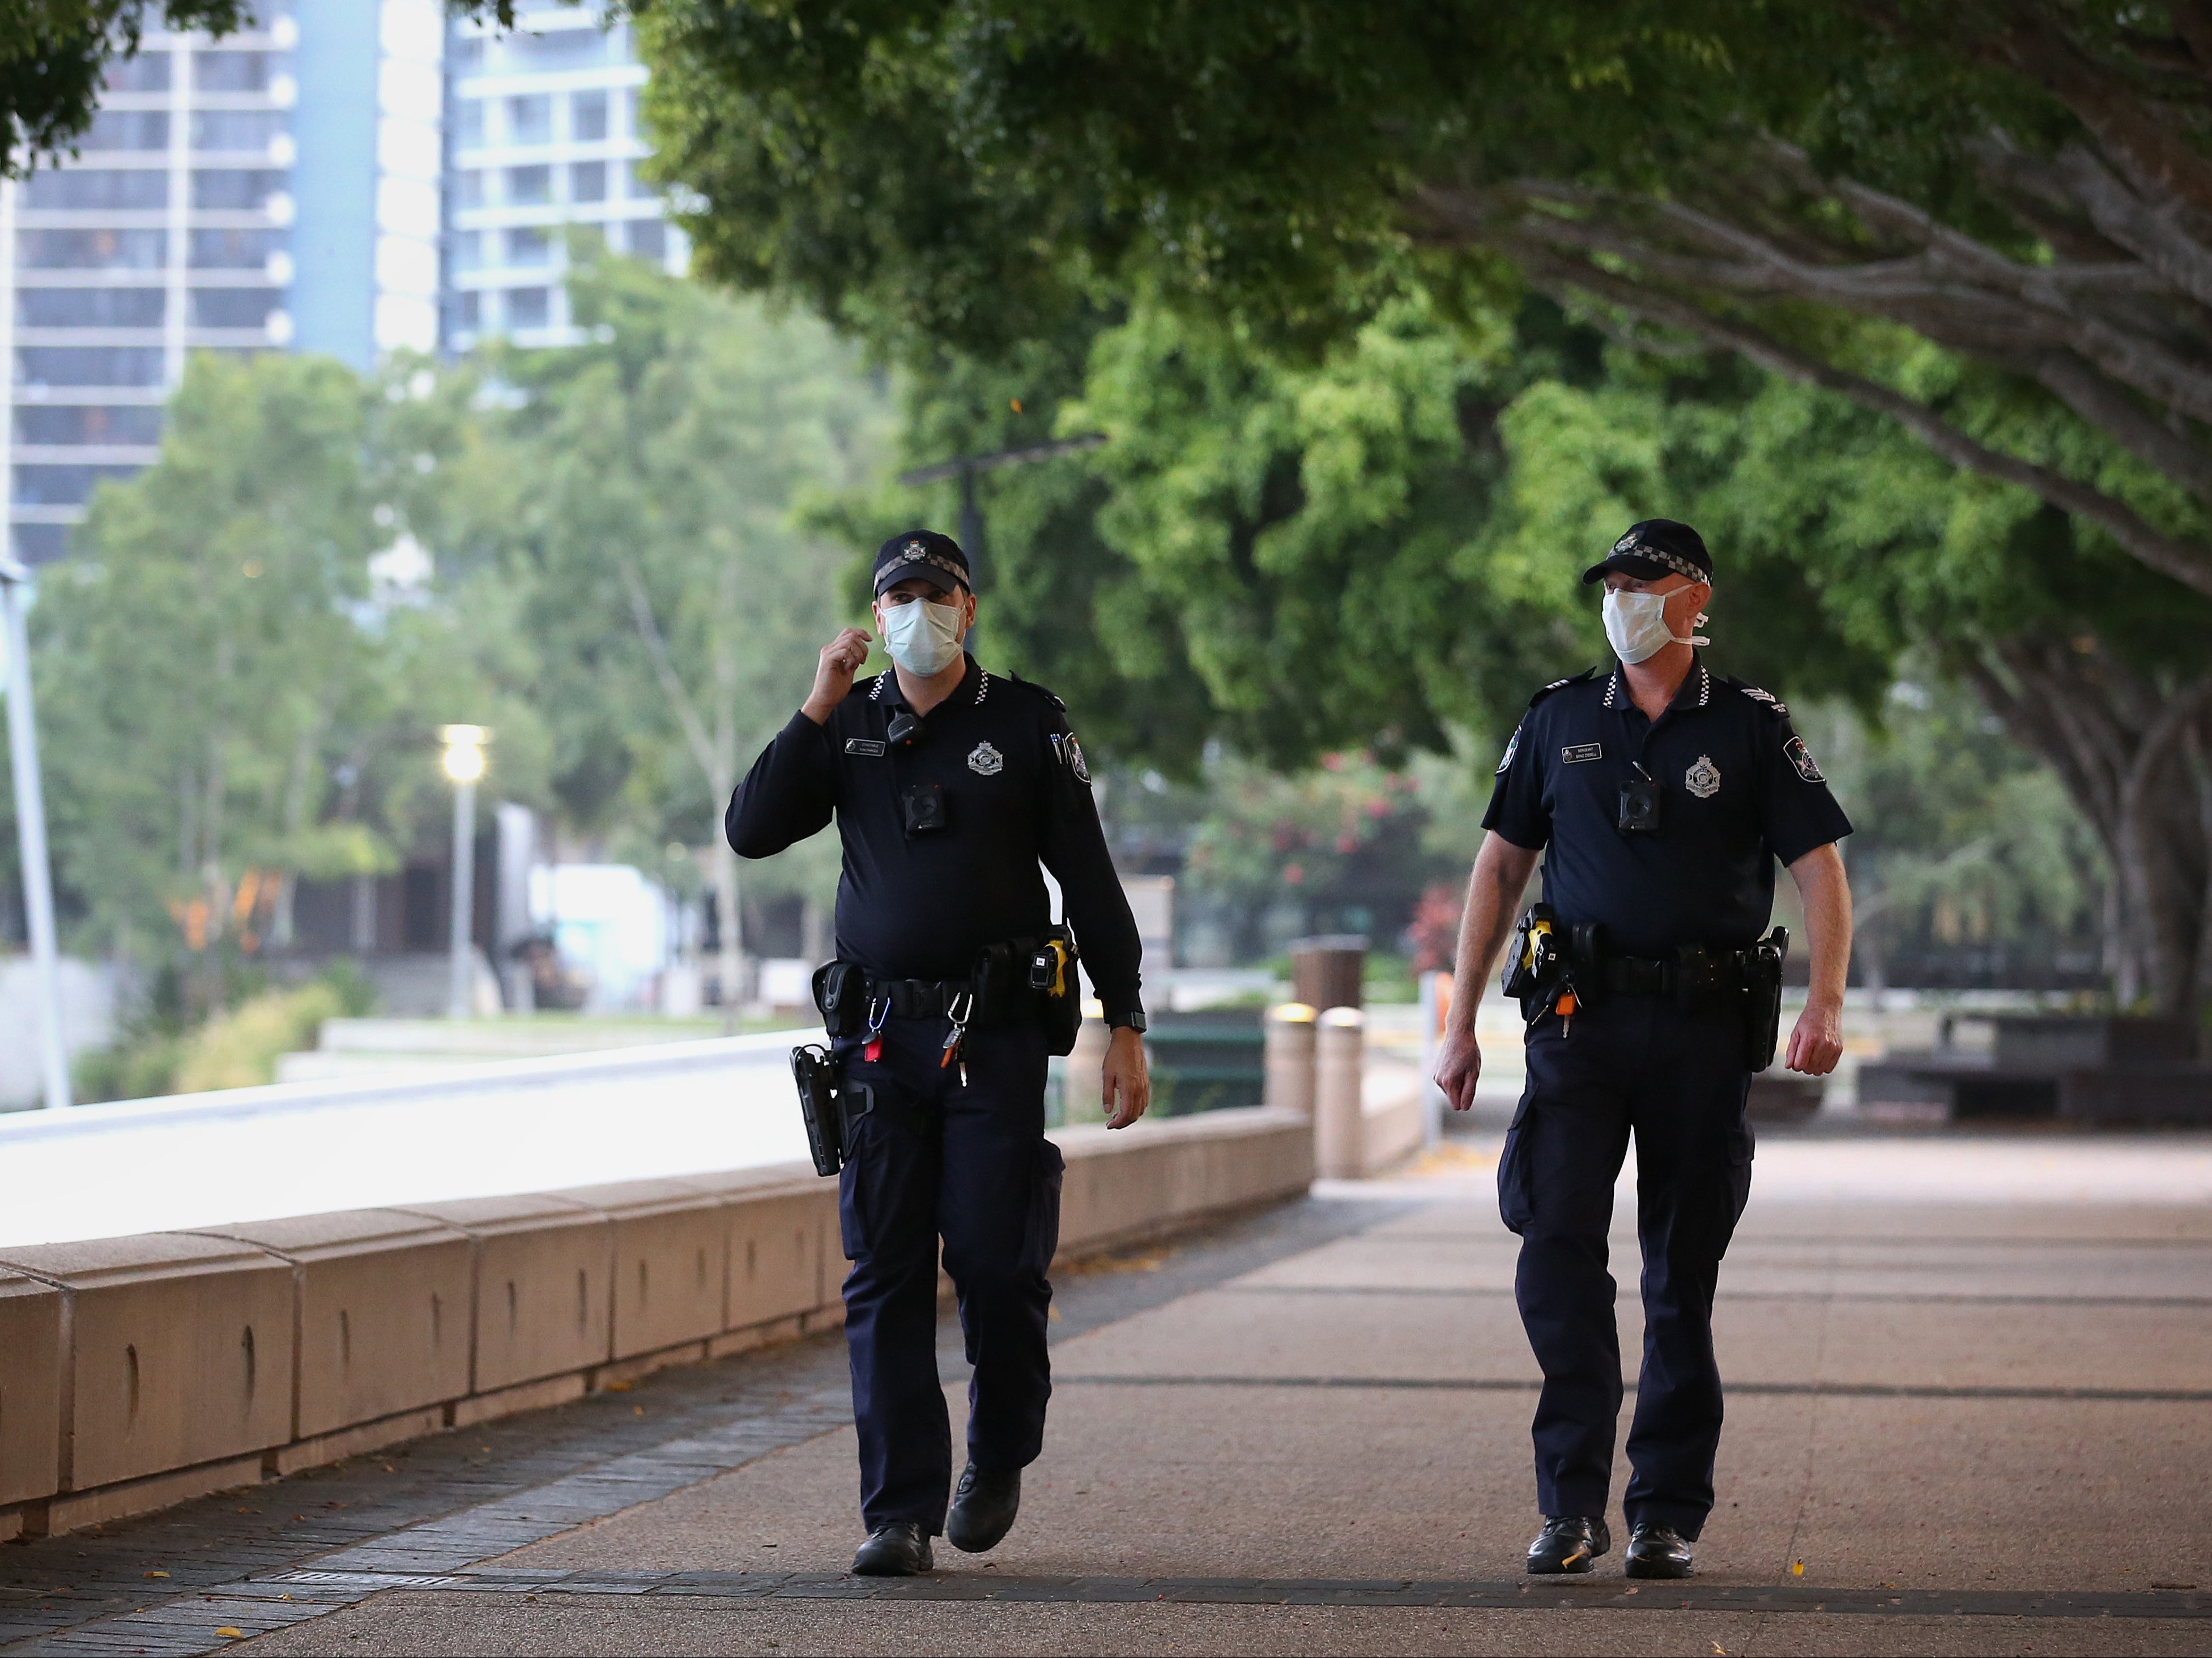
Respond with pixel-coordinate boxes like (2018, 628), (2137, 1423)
(214, 1566), (2212, 1622)
(0, 1196), (1393, 1658)
(1055, 1374), (2212, 1403)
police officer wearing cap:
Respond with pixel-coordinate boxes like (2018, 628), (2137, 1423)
(727, 530), (1150, 1578)
(1433, 519), (1853, 1580)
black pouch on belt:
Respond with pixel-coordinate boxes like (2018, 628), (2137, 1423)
(1740, 927), (1789, 1071)
(811, 960), (869, 1041)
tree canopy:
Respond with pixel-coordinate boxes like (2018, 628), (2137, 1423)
(3, 0), (248, 176)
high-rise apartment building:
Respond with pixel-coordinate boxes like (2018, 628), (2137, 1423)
(1, 0), (444, 567)
(442, 6), (687, 349)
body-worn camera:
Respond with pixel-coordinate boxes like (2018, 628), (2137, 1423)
(1618, 764), (1666, 834)
(902, 781), (947, 836)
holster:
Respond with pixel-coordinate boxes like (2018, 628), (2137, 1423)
(790, 1043), (845, 1177)
(1740, 927), (1789, 1071)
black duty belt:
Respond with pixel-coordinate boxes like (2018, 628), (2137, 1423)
(1602, 949), (1750, 998)
(868, 977), (977, 1019)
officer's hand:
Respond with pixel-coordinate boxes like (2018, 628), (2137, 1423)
(1103, 1025), (1150, 1129)
(801, 626), (873, 724)
(1433, 1024), (1482, 1113)
(1785, 1000), (1844, 1076)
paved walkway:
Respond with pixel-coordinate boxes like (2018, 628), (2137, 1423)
(9, 1133), (2211, 1657)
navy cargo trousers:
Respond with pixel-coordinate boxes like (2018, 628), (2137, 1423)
(1497, 992), (1756, 1538)
(832, 1015), (1064, 1534)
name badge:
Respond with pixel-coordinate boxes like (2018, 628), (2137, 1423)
(845, 738), (887, 757)
(1561, 743), (1603, 764)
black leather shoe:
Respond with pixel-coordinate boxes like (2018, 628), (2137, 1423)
(945, 1462), (1022, 1553)
(852, 1521), (934, 1576)
(1624, 1523), (1694, 1579)
(1525, 1515), (1610, 1574)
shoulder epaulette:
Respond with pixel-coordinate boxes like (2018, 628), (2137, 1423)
(1528, 668), (1599, 709)
(1007, 671), (1067, 712)
(1728, 677), (1791, 719)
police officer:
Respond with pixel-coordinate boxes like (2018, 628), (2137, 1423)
(727, 530), (1150, 1578)
(1433, 519), (1853, 1580)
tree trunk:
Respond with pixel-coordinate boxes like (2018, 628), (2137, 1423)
(1961, 638), (2211, 1013)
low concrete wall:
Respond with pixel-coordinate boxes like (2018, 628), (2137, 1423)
(0, 1105), (1311, 1541)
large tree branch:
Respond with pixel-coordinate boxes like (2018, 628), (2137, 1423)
(1991, 7), (2212, 230)
(1431, 210), (2212, 597)
(1517, 167), (2212, 432)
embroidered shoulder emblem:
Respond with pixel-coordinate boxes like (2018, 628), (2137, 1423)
(1495, 726), (1521, 775)
(1784, 735), (1825, 783)
(967, 741), (1004, 777)
(1739, 684), (1790, 718)
(1685, 755), (1721, 799)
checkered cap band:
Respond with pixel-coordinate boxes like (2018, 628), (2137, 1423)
(1611, 534), (1710, 585)
(884, 543), (969, 586)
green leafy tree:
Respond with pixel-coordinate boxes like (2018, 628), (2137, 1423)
(475, 246), (893, 1012)
(3, 0), (247, 177)
(19, 351), (549, 1006)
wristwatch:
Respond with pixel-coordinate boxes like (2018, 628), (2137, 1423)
(1107, 1008), (1148, 1034)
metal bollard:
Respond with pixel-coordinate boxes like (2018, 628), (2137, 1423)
(1063, 1010), (1110, 1124)
(1314, 1005), (1365, 1179)
(1264, 1002), (1318, 1117)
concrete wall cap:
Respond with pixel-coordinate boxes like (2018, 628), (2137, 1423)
(547, 1178), (731, 1217)
(186, 1209), (471, 1258)
(0, 1231), (288, 1287)
(663, 1163), (820, 1201)
(387, 1193), (603, 1233)
(1051, 1106), (1309, 1157)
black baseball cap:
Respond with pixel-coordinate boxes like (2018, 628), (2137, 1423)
(872, 529), (971, 597)
(1582, 518), (1712, 585)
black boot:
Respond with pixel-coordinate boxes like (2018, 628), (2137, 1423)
(1624, 1523), (1694, 1579)
(1525, 1515), (1610, 1574)
(945, 1463), (1022, 1553)
(852, 1520), (934, 1576)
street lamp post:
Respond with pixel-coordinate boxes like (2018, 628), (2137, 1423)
(0, 555), (69, 1109)
(440, 725), (487, 1021)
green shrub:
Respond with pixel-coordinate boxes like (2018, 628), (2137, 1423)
(172, 980), (347, 1093)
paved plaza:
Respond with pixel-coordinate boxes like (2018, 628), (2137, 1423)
(5, 1128), (2209, 1657)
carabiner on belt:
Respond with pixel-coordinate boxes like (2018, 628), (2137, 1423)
(940, 988), (974, 1085)
(862, 994), (890, 1064)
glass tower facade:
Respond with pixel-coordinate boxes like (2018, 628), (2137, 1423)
(443, 7), (685, 349)
(1, 0), (445, 567)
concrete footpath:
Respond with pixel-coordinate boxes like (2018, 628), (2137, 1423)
(7, 1132), (2210, 1657)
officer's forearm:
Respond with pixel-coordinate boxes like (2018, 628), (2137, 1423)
(1788, 842), (1852, 1011)
(1450, 833), (1541, 1034)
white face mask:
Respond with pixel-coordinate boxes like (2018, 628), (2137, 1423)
(877, 594), (966, 676)
(1602, 586), (1708, 666)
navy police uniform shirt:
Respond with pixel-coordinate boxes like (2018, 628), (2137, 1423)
(725, 654), (1144, 1024)
(1481, 655), (1853, 959)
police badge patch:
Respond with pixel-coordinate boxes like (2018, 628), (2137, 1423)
(967, 741), (1004, 777)
(1495, 727), (1520, 775)
(1784, 735), (1825, 783)
(1685, 754), (1721, 799)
